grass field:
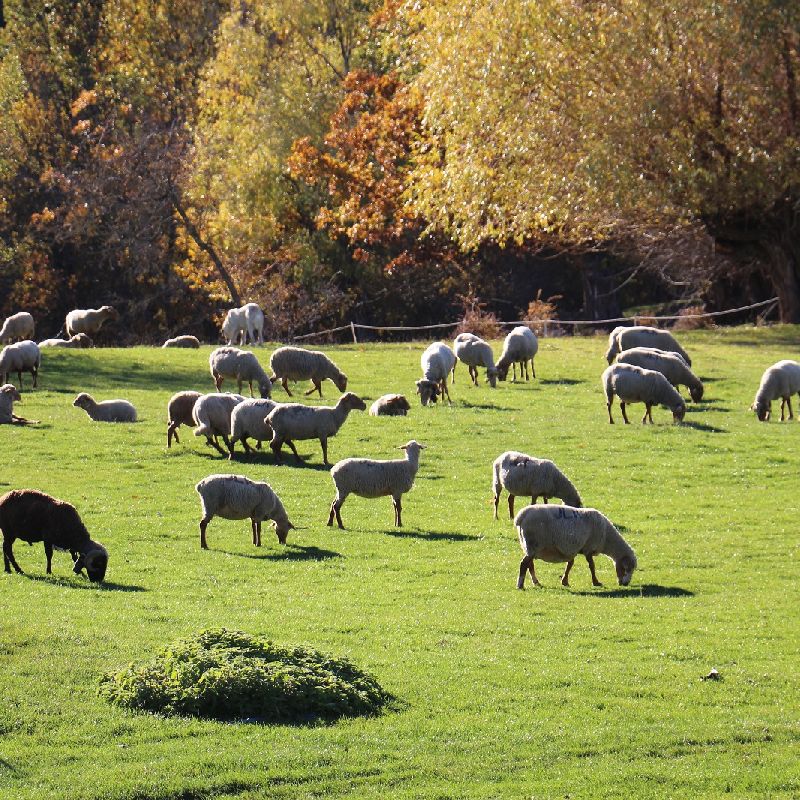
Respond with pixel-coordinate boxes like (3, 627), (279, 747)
(1, 326), (798, 800)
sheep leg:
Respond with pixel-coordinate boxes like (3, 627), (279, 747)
(32, 367), (38, 389)
(208, 435), (228, 457)
(606, 399), (615, 424)
(167, 422), (179, 447)
(213, 372), (224, 391)
(512, 363), (517, 382)
(285, 439), (301, 462)
(517, 555), (539, 589)
(786, 397), (794, 420)
(327, 494), (345, 529)
(469, 366), (478, 387)
(241, 437), (255, 454)
(17, 370), (23, 389)
(522, 361), (529, 381)
(393, 496), (402, 526)
(303, 380), (321, 397)
(320, 437), (330, 466)
(620, 402), (630, 424)
(3, 539), (23, 573)
(530, 359), (536, 379)
(44, 542), (53, 574)
(441, 380), (452, 404)
(586, 554), (603, 586)
(561, 559), (574, 587)
(508, 494), (515, 520)
(281, 378), (293, 396)
(493, 489), (501, 519)
(199, 518), (211, 549)
(270, 438), (285, 463)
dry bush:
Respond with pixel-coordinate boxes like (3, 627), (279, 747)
(633, 314), (660, 327)
(673, 304), (716, 330)
(524, 290), (561, 336)
(454, 290), (503, 339)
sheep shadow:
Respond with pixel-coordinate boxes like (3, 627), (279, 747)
(458, 401), (514, 411)
(381, 529), (475, 542)
(572, 583), (694, 598)
(19, 574), (147, 592)
(680, 420), (727, 433)
(538, 378), (584, 386)
(690, 403), (730, 413)
(217, 545), (341, 561)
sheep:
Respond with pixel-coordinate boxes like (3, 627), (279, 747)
(166, 390), (202, 447)
(453, 334), (499, 387)
(602, 363), (686, 424)
(616, 347), (704, 402)
(0, 312), (34, 344)
(38, 333), (93, 348)
(65, 305), (118, 338)
(514, 504), (637, 589)
(269, 345), (348, 398)
(209, 346), (272, 398)
(328, 440), (425, 529)
(192, 392), (245, 456)
(221, 307), (247, 345)
(0, 488), (108, 582)
(242, 303), (265, 346)
(228, 398), (277, 458)
(496, 326), (538, 381)
(162, 335), (200, 349)
(0, 383), (37, 425)
(73, 393), (138, 423)
(751, 359), (800, 421)
(267, 391), (366, 466)
(451, 332), (480, 382)
(369, 393), (411, 416)
(492, 451), (582, 520)
(195, 474), (295, 548)
(0, 340), (41, 389)
(605, 325), (691, 366)
(416, 341), (456, 405)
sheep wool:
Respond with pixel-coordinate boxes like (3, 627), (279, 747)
(606, 325), (691, 366)
(162, 335), (200, 348)
(228, 397), (278, 457)
(167, 390), (203, 447)
(0, 340), (41, 389)
(616, 347), (703, 402)
(0, 312), (35, 344)
(65, 306), (118, 338)
(39, 333), (93, 348)
(209, 347), (272, 398)
(752, 359), (800, 421)
(417, 342), (456, 405)
(602, 363), (686, 424)
(496, 326), (538, 381)
(192, 392), (245, 455)
(369, 394), (411, 416)
(73, 393), (137, 423)
(269, 345), (348, 398)
(453, 334), (498, 387)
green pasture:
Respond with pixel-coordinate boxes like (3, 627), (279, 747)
(1, 326), (798, 799)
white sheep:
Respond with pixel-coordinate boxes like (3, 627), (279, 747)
(0, 312), (34, 344)
(328, 440), (425, 528)
(514, 505), (637, 589)
(228, 398), (278, 458)
(242, 303), (265, 345)
(0, 341), (41, 389)
(39, 333), (93, 348)
(416, 341), (456, 405)
(605, 325), (691, 366)
(166, 390), (202, 447)
(453, 334), (498, 387)
(221, 303), (264, 346)
(369, 394), (411, 416)
(195, 474), (295, 549)
(269, 345), (348, 398)
(65, 305), (118, 338)
(751, 359), (800, 421)
(602, 363), (686, 424)
(450, 332), (479, 382)
(209, 346), (272, 398)
(192, 392), (245, 455)
(0, 383), (37, 425)
(616, 347), (703, 402)
(73, 392), (137, 422)
(162, 335), (200, 348)
(496, 326), (538, 381)
(492, 451), (582, 520)
(266, 391), (366, 466)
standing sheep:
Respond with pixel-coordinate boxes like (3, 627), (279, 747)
(602, 363), (686, 424)
(416, 341), (457, 405)
(228, 398), (277, 457)
(328, 440), (426, 529)
(605, 325), (691, 366)
(242, 303), (265, 345)
(269, 346), (348, 398)
(616, 347), (704, 402)
(166, 390), (202, 447)
(192, 392), (245, 455)
(162, 335), (200, 349)
(0, 312), (35, 344)
(454, 334), (499, 387)
(514, 504), (637, 589)
(39, 333), (93, 348)
(65, 306), (118, 339)
(221, 307), (247, 345)
(73, 393), (137, 423)
(209, 347), (272, 398)
(0, 384), (37, 425)
(496, 326), (538, 381)
(751, 359), (800, 421)
(0, 341), (41, 389)
(369, 394), (411, 416)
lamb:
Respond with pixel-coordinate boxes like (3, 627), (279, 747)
(266, 391), (366, 466)
(492, 451), (582, 520)
(514, 504), (637, 589)
(605, 325), (691, 366)
(751, 359), (800, 421)
(38, 333), (93, 348)
(73, 393), (138, 423)
(328, 441), (425, 529)
(192, 392), (245, 456)
(453, 333), (499, 387)
(369, 394), (411, 416)
(602, 363), (686, 424)
(0, 340), (41, 388)
(416, 341), (457, 405)
(195, 474), (295, 548)
(0, 383), (37, 425)
(162, 335), (200, 348)
(209, 346), (272, 398)
(0, 312), (34, 344)
(0, 489), (108, 582)
(65, 305), (118, 338)
(616, 347), (704, 402)
(228, 398), (278, 457)
(269, 345), (348, 398)
(166, 390), (202, 447)
(496, 326), (538, 381)
(221, 303), (264, 346)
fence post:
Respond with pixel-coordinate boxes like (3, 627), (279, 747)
(350, 321), (358, 344)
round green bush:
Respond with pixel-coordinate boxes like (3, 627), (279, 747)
(98, 628), (391, 723)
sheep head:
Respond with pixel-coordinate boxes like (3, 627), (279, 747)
(486, 366), (499, 388)
(73, 544), (108, 583)
(689, 384), (704, 403)
(615, 554), (636, 587)
(1, 384), (21, 402)
(672, 400), (686, 423)
(334, 373), (348, 392)
(340, 392), (366, 411)
(415, 379), (439, 406)
(273, 520), (295, 545)
(752, 400), (770, 421)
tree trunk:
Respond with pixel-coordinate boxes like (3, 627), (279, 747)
(761, 239), (800, 323)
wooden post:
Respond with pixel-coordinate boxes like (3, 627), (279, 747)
(350, 322), (358, 344)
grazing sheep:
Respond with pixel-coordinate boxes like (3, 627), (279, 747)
(496, 326), (538, 381)
(492, 451), (582, 520)
(369, 394), (411, 416)
(0, 384), (37, 425)
(616, 347), (704, 402)
(605, 325), (691, 366)
(328, 440), (425, 529)
(269, 345), (348, 398)
(65, 305), (118, 338)
(0, 312), (35, 344)
(209, 346), (272, 398)
(602, 363), (686, 424)
(751, 359), (800, 421)
(0, 489), (108, 581)
(416, 341), (456, 405)
(267, 392), (366, 466)
(166, 390), (202, 447)
(0, 341), (41, 389)
(228, 398), (277, 458)
(195, 474), (295, 548)
(514, 504), (637, 589)
(451, 332), (480, 382)
(454, 334), (499, 387)
(192, 392), (245, 456)
(162, 335), (200, 349)
(39, 333), (93, 348)
(73, 393), (138, 423)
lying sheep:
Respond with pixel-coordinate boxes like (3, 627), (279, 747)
(39, 333), (93, 348)
(616, 347), (704, 402)
(369, 394), (411, 416)
(267, 391), (366, 466)
(602, 363), (686, 424)
(328, 440), (425, 528)
(0, 340), (41, 388)
(0, 312), (35, 344)
(162, 335), (200, 349)
(166, 390), (202, 447)
(417, 341), (456, 405)
(515, 504), (637, 589)
(228, 398), (277, 458)
(0, 384), (37, 425)
(492, 451), (582, 520)
(496, 326), (538, 381)
(269, 345), (347, 398)
(605, 325), (691, 366)
(195, 474), (295, 548)
(192, 392), (245, 456)
(0, 488), (108, 581)
(209, 346), (272, 398)
(73, 392), (137, 423)
(454, 334), (498, 387)
(65, 305), (118, 338)
(751, 359), (800, 421)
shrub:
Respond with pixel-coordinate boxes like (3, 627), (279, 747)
(524, 290), (561, 336)
(454, 289), (502, 339)
(673, 304), (716, 331)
